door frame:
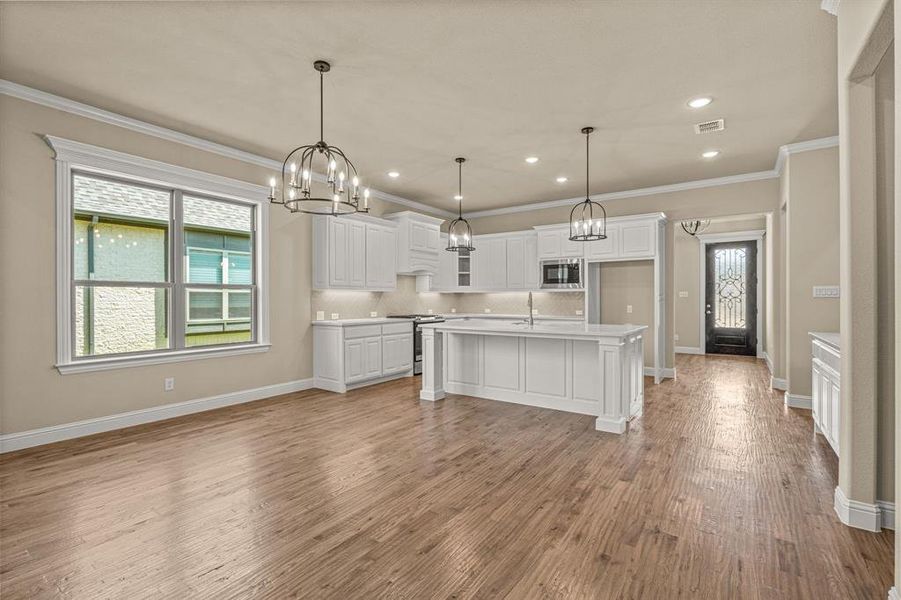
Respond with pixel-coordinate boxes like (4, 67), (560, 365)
(696, 230), (764, 357)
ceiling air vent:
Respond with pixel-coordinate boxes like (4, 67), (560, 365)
(694, 119), (725, 134)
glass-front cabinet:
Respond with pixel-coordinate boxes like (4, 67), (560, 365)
(456, 248), (472, 288)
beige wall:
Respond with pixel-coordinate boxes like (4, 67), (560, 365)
(875, 42), (895, 504)
(468, 178), (782, 374)
(0, 95), (318, 434)
(673, 216), (767, 350)
(311, 276), (460, 320)
(783, 147), (841, 399)
(598, 261), (655, 366)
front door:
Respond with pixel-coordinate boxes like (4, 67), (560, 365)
(705, 241), (757, 356)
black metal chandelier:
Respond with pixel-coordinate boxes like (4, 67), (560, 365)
(680, 219), (711, 236)
(446, 157), (475, 252)
(568, 127), (607, 242)
(267, 60), (369, 215)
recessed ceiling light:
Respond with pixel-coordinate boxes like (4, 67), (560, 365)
(701, 150), (720, 159)
(454, 194), (463, 201)
(688, 97), (713, 109)
(556, 176), (568, 183)
(387, 171), (400, 178)
(525, 156), (539, 164)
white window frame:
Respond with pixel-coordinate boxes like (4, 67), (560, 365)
(46, 136), (270, 374)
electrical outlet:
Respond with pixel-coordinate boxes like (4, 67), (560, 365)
(575, 309), (584, 316)
(316, 310), (325, 321)
(484, 308), (491, 313)
(679, 291), (689, 298)
(427, 308), (434, 315)
(450, 308), (456, 313)
(532, 308), (539, 315)
(164, 377), (175, 392)
(626, 305), (633, 314)
(674, 333), (680, 341)
(331, 313), (339, 320)
(370, 311), (377, 317)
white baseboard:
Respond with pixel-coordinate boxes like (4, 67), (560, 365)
(763, 351), (774, 374)
(834, 486), (882, 532)
(784, 392), (812, 409)
(877, 501), (895, 530)
(888, 586), (899, 600)
(0, 378), (314, 453)
(771, 377), (788, 391)
(643, 367), (676, 379)
(674, 346), (702, 355)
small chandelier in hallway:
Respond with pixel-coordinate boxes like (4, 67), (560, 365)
(568, 127), (607, 241)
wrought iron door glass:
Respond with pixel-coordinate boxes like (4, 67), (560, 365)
(713, 247), (746, 329)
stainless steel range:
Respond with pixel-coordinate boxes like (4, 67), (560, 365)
(387, 314), (445, 375)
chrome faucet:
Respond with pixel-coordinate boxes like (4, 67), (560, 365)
(527, 291), (534, 327)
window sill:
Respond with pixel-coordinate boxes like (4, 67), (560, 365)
(56, 343), (271, 375)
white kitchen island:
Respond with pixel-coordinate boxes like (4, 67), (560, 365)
(420, 319), (647, 433)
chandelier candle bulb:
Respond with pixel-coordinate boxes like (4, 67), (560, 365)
(363, 188), (370, 210)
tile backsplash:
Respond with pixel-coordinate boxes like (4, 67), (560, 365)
(311, 276), (584, 320)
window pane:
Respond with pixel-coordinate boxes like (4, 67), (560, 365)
(183, 196), (252, 233)
(75, 286), (168, 357)
(73, 174), (169, 282)
(187, 249), (223, 284)
(227, 291), (251, 319)
(188, 290), (223, 320)
(185, 288), (252, 347)
(228, 254), (252, 284)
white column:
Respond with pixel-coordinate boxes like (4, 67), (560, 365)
(595, 338), (626, 433)
(420, 328), (445, 401)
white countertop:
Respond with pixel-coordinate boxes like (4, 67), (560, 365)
(421, 318), (647, 340)
(809, 331), (840, 350)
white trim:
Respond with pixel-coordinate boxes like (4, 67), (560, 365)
(763, 351), (774, 374)
(643, 366), (676, 379)
(774, 136), (840, 175)
(0, 377), (313, 453)
(467, 172), (777, 219)
(45, 136), (271, 373)
(877, 501), (895, 530)
(0, 79), (453, 219)
(834, 486), (882, 532)
(313, 370), (413, 394)
(889, 587), (899, 600)
(697, 230), (765, 356)
(819, 0), (840, 16)
(771, 377), (788, 391)
(784, 392), (812, 409)
(675, 346), (703, 355)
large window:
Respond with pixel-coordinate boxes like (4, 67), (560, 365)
(51, 136), (269, 373)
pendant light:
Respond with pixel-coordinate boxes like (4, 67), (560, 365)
(680, 219), (711, 236)
(447, 157), (475, 252)
(267, 60), (369, 215)
(568, 127), (607, 241)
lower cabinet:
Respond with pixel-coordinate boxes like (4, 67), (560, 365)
(811, 337), (840, 456)
(314, 321), (413, 392)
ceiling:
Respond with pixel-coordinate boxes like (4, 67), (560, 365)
(0, 1), (837, 213)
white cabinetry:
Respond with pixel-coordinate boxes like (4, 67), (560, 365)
(384, 211), (443, 275)
(505, 233), (538, 290)
(535, 226), (584, 259)
(313, 215), (397, 291)
(585, 224), (619, 259)
(810, 335), (840, 456)
(474, 236), (508, 290)
(582, 216), (659, 262)
(619, 221), (656, 258)
(314, 321), (413, 392)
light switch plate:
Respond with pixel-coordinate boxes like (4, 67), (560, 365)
(674, 334), (680, 341)
(626, 305), (633, 314)
(427, 308), (434, 314)
(679, 291), (689, 298)
(450, 308), (456, 313)
(316, 311), (325, 321)
(370, 311), (377, 317)
(532, 309), (539, 315)
(331, 313), (339, 320)
(164, 377), (175, 392)
(813, 286), (840, 298)
(575, 309), (584, 316)
(484, 308), (491, 313)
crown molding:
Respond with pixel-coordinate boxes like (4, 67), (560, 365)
(0, 79), (455, 219)
(773, 135), (839, 175)
(466, 170), (777, 219)
(2, 79), (837, 222)
(820, 0), (840, 16)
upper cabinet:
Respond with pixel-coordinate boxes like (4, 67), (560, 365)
(313, 214), (397, 291)
(384, 211), (444, 275)
(535, 226), (586, 259)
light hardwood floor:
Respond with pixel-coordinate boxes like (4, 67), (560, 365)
(0, 355), (893, 599)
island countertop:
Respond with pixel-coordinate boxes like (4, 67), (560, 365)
(419, 318), (647, 340)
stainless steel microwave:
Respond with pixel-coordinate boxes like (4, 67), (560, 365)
(540, 258), (583, 289)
